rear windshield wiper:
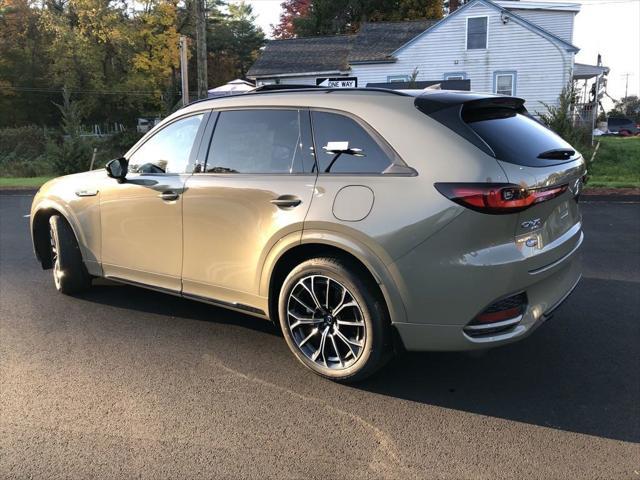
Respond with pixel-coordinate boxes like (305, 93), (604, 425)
(537, 148), (575, 160)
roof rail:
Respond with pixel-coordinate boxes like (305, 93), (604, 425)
(251, 86), (411, 97)
(254, 84), (321, 91)
(184, 87), (412, 108)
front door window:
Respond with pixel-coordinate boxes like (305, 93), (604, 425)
(128, 114), (204, 174)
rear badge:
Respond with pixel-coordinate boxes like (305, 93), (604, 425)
(521, 218), (541, 230)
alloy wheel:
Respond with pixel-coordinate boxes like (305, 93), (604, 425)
(50, 226), (61, 289)
(286, 275), (366, 369)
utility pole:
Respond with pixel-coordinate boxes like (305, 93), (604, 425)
(622, 73), (631, 99)
(590, 54), (602, 146)
(194, 0), (208, 99)
(179, 35), (189, 106)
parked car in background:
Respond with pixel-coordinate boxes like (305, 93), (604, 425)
(607, 117), (640, 136)
(30, 87), (586, 382)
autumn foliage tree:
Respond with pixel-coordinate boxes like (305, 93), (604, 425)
(0, 0), (265, 128)
(272, 0), (443, 38)
(272, 0), (311, 39)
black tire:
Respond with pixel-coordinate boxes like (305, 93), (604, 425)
(278, 257), (392, 383)
(48, 215), (91, 294)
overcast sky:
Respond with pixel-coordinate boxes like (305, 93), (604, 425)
(241, 0), (640, 105)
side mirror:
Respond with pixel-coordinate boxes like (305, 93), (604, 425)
(106, 157), (128, 183)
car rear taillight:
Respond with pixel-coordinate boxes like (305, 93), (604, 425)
(434, 183), (568, 214)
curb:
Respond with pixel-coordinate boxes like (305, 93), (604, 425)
(580, 195), (640, 203)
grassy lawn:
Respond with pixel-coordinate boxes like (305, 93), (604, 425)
(587, 136), (640, 188)
(0, 176), (54, 189)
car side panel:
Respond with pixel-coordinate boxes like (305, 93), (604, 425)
(181, 174), (316, 313)
(99, 173), (188, 291)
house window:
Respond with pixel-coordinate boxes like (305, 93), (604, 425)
(387, 75), (410, 83)
(444, 72), (467, 80)
(494, 72), (516, 96)
(466, 17), (488, 50)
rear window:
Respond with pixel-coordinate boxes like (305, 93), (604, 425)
(464, 107), (578, 167)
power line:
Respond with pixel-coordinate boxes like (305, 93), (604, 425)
(1, 86), (160, 96)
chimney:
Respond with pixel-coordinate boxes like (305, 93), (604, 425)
(449, 0), (460, 13)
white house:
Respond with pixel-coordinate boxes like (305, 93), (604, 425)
(247, 0), (607, 115)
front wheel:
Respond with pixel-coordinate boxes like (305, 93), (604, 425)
(49, 215), (91, 294)
(278, 257), (391, 383)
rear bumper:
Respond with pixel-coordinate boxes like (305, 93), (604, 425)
(393, 230), (583, 351)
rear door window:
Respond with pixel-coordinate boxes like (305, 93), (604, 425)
(464, 107), (578, 167)
(310, 111), (393, 174)
(205, 109), (314, 174)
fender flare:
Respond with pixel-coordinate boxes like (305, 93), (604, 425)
(259, 229), (408, 325)
(31, 197), (89, 265)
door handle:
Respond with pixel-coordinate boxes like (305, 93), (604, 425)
(159, 191), (180, 201)
(270, 195), (302, 208)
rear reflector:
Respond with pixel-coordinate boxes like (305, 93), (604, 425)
(465, 292), (527, 337)
(474, 306), (522, 324)
(435, 182), (568, 214)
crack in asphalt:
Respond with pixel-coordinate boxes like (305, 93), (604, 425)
(204, 353), (415, 479)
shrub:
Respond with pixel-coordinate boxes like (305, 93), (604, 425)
(539, 84), (592, 161)
(45, 136), (93, 176)
(0, 126), (51, 177)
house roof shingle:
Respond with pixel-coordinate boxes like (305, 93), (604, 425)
(247, 35), (352, 77)
(348, 20), (438, 63)
(247, 20), (437, 78)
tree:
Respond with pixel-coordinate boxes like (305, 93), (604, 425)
(206, 1), (264, 83)
(130, 0), (181, 112)
(273, 0), (443, 38)
(227, 2), (265, 77)
(39, 0), (133, 122)
(0, 0), (57, 126)
(47, 89), (93, 175)
(0, 0), (266, 127)
(272, 0), (311, 39)
(608, 96), (640, 123)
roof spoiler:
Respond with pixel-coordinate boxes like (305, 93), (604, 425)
(415, 91), (525, 115)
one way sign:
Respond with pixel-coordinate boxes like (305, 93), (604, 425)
(316, 77), (358, 88)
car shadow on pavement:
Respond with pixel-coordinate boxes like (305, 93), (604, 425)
(77, 277), (638, 444)
(358, 277), (640, 444)
(77, 282), (280, 337)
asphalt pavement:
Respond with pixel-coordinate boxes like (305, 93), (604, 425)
(1, 193), (638, 479)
